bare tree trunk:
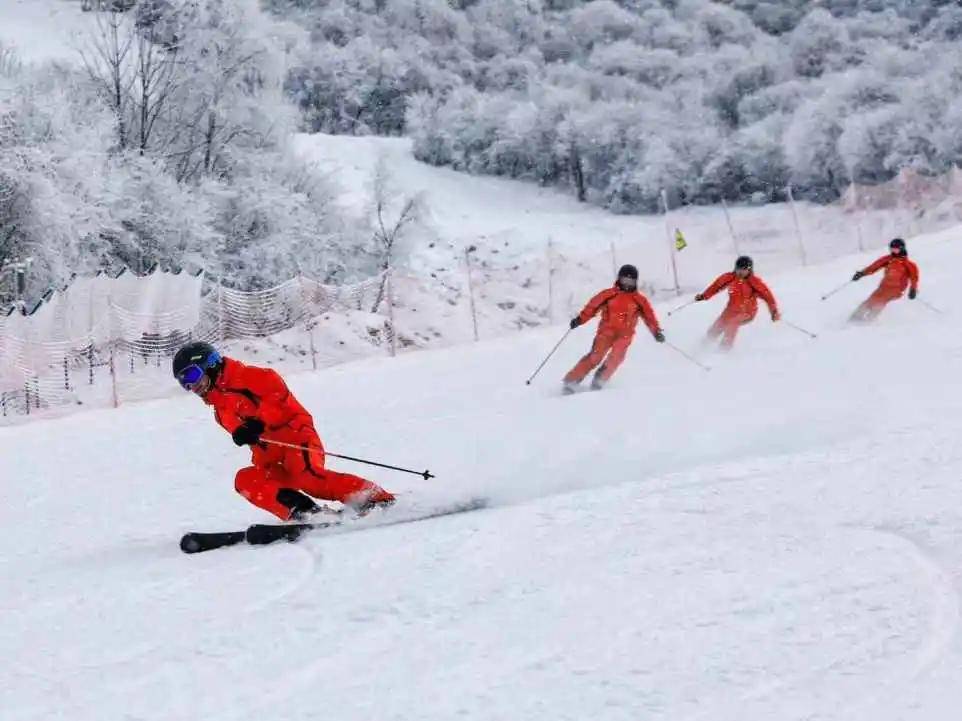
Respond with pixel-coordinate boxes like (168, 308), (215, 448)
(203, 110), (216, 174)
(571, 144), (586, 202)
(79, 10), (135, 149)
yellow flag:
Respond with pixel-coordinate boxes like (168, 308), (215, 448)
(674, 228), (688, 251)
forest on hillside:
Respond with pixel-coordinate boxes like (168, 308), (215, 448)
(277, 0), (962, 210)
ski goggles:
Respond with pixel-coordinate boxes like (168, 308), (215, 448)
(176, 351), (222, 390)
(177, 365), (206, 390)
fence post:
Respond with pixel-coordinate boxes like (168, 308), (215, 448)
(63, 356), (69, 391)
(217, 282), (225, 344)
(786, 184), (808, 266)
(386, 270), (398, 358)
(855, 218), (865, 253)
(88, 343), (95, 385)
(721, 199), (740, 255)
(109, 341), (119, 409)
(546, 237), (555, 322)
(307, 320), (318, 371)
(464, 246), (480, 342)
(610, 239), (618, 276)
(660, 189), (681, 295)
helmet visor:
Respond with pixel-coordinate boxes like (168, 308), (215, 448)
(618, 275), (637, 289)
(176, 364), (206, 391)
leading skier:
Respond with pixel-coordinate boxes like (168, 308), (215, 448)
(172, 342), (395, 520)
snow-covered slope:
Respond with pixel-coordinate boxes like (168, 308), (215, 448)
(0, 0), (99, 65)
(294, 133), (922, 278)
(295, 132), (935, 347)
(3, 226), (961, 720)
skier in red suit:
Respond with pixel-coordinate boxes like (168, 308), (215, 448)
(696, 255), (779, 350)
(849, 238), (919, 322)
(563, 264), (664, 393)
(172, 342), (395, 520)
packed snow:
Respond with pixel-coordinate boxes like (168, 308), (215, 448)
(3, 223), (962, 720)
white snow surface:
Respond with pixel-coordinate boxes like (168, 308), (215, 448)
(0, 0), (98, 66)
(4, 225), (962, 720)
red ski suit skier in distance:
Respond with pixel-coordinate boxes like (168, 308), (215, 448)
(698, 271), (779, 349)
(851, 253), (919, 322)
(203, 357), (394, 520)
(563, 282), (663, 388)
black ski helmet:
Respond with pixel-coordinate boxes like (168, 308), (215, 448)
(617, 264), (639, 280)
(172, 341), (223, 384)
(889, 238), (907, 256)
(734, 255), (753, 271)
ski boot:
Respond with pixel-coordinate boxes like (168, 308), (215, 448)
(276, 488), (340, 521)
(348, 487), (396, 517)
(590, 369), (606, 391)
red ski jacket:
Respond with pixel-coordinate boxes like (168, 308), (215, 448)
(203, 358), (314, 439)
(700, 272), (778, 318)
(859, 255), (919, 295)
(576, 285), (661, 337)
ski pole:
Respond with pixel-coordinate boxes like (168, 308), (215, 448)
(525, 328), (572, 385)
(782, 320), (818, 339)
(918, 298), (945, 315)
(260, 438), (435, 480)
(820, 281), (852, 301)
(665, 341), (711, 372)
(667, 299), (696, 317)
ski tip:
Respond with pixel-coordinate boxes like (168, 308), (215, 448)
(179, 529), (247, 554)
(180, 533), (202, 554)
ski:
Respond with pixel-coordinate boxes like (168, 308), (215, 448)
(179, 530), (247, 554)
(245, 518), (339, 546)
(180, 497), (488, 554)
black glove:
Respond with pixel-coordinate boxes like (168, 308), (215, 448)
(694, 293), (705, 301)
(908, 288), (917, 300)
(654, 330), (666, 343)
(232, 419), (265, 446)
(569, 317), (582, 330)
(852, 271), (863, 281)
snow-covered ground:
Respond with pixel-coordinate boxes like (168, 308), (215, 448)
(0, 0), (99, 66)
(3, 225), (961, 720)
(295, 132), (933, 276)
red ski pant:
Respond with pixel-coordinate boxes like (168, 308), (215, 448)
(706, 307), (756, 350)
(850, 287), (902, 323)
(235, 429), (393, 520)
(564, 329), (634, 384)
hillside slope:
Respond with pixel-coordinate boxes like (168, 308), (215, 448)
(2, 227), (961, 720)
